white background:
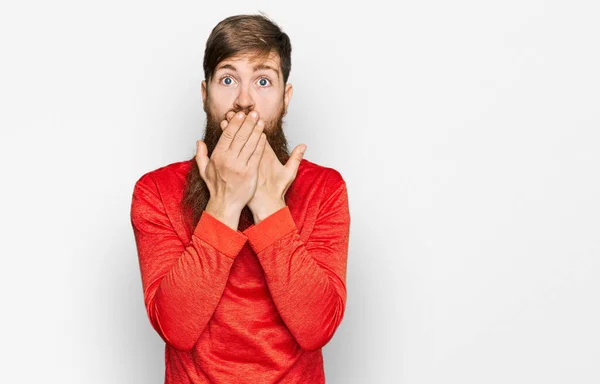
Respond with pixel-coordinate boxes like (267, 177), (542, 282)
(1, 1), (599, 383)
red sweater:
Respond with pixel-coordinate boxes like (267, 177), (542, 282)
(130, 158), (350, 383)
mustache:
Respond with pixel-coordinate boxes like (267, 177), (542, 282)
(223, 109), (258, 124)
(231, 108), (253, 116)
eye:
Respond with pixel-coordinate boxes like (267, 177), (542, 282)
(257, 77), (271, 87)
(219, 75), (235, 86)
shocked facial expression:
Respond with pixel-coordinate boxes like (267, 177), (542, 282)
(201, 50), (293, 131)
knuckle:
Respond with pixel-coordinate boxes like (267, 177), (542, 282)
(234, 133), (248, 143)
(213, 153), (225, 163)
(222, 130), (235, 140)
(224, 157), (235, 168)
(233, 165), (245, 175)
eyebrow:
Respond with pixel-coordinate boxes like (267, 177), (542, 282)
(215, 63), (280, 80)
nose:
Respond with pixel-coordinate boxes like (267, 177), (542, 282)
(233, 83), (254, 113)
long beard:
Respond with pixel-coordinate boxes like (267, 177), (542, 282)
(182, 105), (291, 231)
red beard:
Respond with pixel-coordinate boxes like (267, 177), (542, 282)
(182, 103), (291, 231)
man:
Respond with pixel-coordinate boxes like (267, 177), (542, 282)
(130, 13), (350, 383)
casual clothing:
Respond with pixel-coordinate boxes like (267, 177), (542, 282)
(130, 158), (350, 383)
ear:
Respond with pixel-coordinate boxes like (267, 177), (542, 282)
(283, 82), (293, 115)
(201, 80), (207, 112)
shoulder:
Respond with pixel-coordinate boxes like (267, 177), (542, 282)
(298, 158), (345, 185)
(296, 158), (347, 198)
(133, 158), (194, 194)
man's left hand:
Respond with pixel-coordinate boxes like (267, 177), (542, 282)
(223, 111), (306, 224)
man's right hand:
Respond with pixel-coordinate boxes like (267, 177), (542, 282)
(195, 111), (267, 230)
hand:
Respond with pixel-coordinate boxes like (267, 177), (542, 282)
(195, 111), (267, 228)
(222, 111), (306, 224)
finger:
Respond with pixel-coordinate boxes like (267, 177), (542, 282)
(229, 110), (260, 156)
(239, 119), (265, 163)
(215, 112), (246, 151)
(285, 144), (306, 177)
(248, 133), (267, 168)
(195, 140), (209, 181)
(221, 111), (236, 130)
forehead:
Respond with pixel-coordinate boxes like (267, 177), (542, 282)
(215, 51), (281, 73)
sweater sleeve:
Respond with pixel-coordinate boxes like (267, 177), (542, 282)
(242, 172), (351, 351)
(130, 173), (247, 351)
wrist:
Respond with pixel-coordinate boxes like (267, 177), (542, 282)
(205, 199), (242, 231)
(252, 199), (286, 224)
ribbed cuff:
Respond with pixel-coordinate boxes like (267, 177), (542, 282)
(193, 210), (247, 259)
(242, 206), (297, 254)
